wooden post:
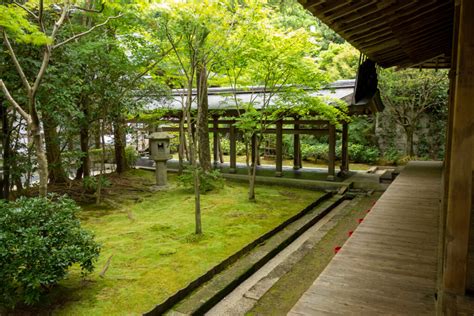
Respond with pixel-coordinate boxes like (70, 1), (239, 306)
(438, 4), (460, 313)
(293, 120), (302, 170)
(276, 120), (283, 177)
(328, 124), (336, 181)
(341, 122), (349, 173)
(213, 116), (219, 166)
(443, 0), (474, 309)
(229, 122), (237, 173)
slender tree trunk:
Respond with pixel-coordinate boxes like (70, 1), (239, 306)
(76, 124), (90, 180)
(248, 135), (259, 201)
(30, 105), (48, 197)
(0, 101), (10, 199)
(405, 128), (415, 156)
(178, 113), (186, 174)
(185, 76), (202, 235)
(43, 117), (68, 183)
(96, 119), (106, 204)
(196, 61), (211, 172)
(94, 122), (101, 149)
(113, 117), (128, 174)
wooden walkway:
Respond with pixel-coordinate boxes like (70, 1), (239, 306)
(289, 161), (443, 315)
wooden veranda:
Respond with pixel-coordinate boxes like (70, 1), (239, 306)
(298, 0), (474, 314)
(290, 161), (442, 315)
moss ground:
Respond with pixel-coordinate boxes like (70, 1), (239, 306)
(43, 169), (321, 315)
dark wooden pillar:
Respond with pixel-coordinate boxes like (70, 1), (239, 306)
(443, 0), (474, 308)
(293, 120), (302, 170)
(229, 122), (237, 173)
(327, 124), (336, 180)
(341, 122), (349, 173)
(276, 120), (283, 177)
(213, 116), (219, 166)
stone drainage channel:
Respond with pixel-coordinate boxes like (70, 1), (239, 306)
(144, 191), (375, 316)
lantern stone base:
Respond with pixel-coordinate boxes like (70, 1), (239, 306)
(154, 160), (168, 186)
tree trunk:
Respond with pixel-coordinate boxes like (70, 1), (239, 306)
(43, 116), (68, 183)
(185, 74), (202, 235)
(248, 135), (259, 201)
(114, 117), (128, 174)
(96, 119), (106, 205)
(405, 128), (415, 156)
(178, 113), (186, 174)
(0, 101), (10, 199)
(94, 122), (101, 149)
(31, 113), (48, 197)
(196, 61), (212, 172)
(76, 124), (90, 179)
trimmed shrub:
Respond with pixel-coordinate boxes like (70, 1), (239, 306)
(347, 144), (380, 164)
(0, 195), (101, 308)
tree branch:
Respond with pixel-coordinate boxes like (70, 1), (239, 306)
(2, 31), (31, 92)
(50, 1), (70, 41)
(0, 80), (31, 122)
(13, 1), (39, 20)
(73, 3), (105, 13)
(53, 14), (123, 49)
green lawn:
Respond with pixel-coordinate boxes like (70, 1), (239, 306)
(49, 170), (322, 315)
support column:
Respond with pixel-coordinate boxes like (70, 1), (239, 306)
(229, 122), (237, 173)
(327, 124), (336, 181)
(293, 120), (302, 170)
(341, 122), (349, 174)
(213, 116), (219, 166)
(443, 0), (474, 312)
(276, 120), (283, 177)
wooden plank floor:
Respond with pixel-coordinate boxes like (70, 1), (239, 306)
(289, 161), (443, 315)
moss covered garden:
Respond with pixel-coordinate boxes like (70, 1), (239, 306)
(23, 170), (319, 315)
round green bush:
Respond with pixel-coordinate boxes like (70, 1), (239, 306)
(0, 195), (100, 308)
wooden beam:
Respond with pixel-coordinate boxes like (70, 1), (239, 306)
(341, 122), (349, 173)
(443, 0), (474, 300)
(275, 120), (283, 177)
(327, 124), (336, 181)
(213, 116), (219, 166)
(293, 120), (302, 170)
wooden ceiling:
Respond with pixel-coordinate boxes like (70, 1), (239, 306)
(299, 0), (454, 68)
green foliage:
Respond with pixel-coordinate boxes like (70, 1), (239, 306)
(300, 143), (329, 161)
(0, 195), (100, 308)
(299, 141), (379, 164)
(125, 146), (139, 168)
(0, 5), (51, 45)
(346, 144), (380, 164)
(177, 167), (224, 193)
(319, 42), (359, 81)
(220, 138), (247, 156)
(83, 176), (111, 194)
(379, 68), (449, 156)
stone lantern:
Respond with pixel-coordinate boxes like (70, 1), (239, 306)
(147, 127), (175, 186)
